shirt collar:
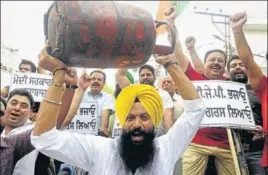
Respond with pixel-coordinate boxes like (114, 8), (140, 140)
(172, 94), (180, 102)
(1, 119), (33, 138)
(0, 136), (10, 148)
(87, 91), (104, 98)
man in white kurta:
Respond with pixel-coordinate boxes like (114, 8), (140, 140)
(31, 98), (205, 175)
(31, 50), (206, 175)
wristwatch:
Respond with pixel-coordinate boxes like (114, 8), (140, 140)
(65, 84), (78, 90)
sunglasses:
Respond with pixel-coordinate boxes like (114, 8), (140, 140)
(0, 110), (4, 117)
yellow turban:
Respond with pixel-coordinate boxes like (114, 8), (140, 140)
(116, 84), (163, 127)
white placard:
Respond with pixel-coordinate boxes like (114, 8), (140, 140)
(111, 80), (256, 136)
(66, 101), (98, 135)
(193, 80), (256, 130)
(112, 116), (122, 138)
(9, 72), (52, 102)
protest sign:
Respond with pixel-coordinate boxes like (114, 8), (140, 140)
(112, 116), (122, 138)
(66, 101), (98, 135)
(9, 72), (52, 102)
(112, 80), (256, 137)
(193, 80), (255, 130)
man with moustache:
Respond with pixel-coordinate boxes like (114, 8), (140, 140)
(116, 65), (174, 136)
(164, 6), (235, 175)
(31, 47), (206, 175)
(60, 69), (114, 137)
(230, 11), (267, 171)
(227, 55), (266, 174)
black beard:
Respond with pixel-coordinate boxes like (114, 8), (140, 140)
(141, 80), (154, 86)
(230, 74), (248, 84)
(119, 128), (155, 174)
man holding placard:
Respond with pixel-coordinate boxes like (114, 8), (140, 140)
(60, 69), (114, 137)
(164, 6), (235, 175)
(1, 59), (37, 98)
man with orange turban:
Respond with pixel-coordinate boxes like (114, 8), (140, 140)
(31, 44), (206, 175)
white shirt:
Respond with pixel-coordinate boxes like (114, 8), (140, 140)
(31, 99), (205, 175)
(82, 91), (115, 129)
(158, 89), (173, 109)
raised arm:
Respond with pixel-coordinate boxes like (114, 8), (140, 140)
(185, 36), (204, 73)
(165, 6), (190, 72)
(230, 12), (264, 91)
(154, 54), (205, 164)
(33, 45), (67, 136)
(31, 45), (110, 171)
(60, 69), (91, 129)
(56, 68), (78, 129)
(115, 68), (131, 89)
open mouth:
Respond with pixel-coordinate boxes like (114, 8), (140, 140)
(10, 112), (20, 120)
(234, 72), (244, 78)
(92, 84), (100, 88)
(211, 66), (220, 72)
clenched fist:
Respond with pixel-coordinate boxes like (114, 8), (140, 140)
(164, 6), (178, 24)
(230, 12), (247, 33)
(78, 69), (92, 90)
(185, 36), (196, 51)
(38, 41), (67, 73)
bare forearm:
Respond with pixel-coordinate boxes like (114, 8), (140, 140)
(116, 69), (131, 89)
(233, 30), (264, 90)
(56, 89), (75, 129)
(174, 41), (190, 72)
(33, 71), (66, 136)
(166, 64), (200, 100)
(163, 109), (174, 129)
(188, 49), (204, 73)
(61, 87), (85, 128)
(101, 110), (111, 129)
(233, 31), (254, 67)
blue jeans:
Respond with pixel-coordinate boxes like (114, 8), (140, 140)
(244, 151), (266, 175)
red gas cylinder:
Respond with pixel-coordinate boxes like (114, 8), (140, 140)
(44, 1), (176, 68)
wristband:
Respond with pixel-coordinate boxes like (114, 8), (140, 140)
(163, 60), (178, 69)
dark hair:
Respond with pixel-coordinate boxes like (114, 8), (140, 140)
(114, 84), (122, 99)
(227, 55), (240, 71)
(7, 88), (34, 109)
(139, 64), (155, 77)
(90, 70), (106, 83)
(204, 49), (227, 64)
(19, 59), (37, 73)
(0, 96), (7, 109)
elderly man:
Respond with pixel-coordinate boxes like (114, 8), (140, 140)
(31, 44), (206, 175)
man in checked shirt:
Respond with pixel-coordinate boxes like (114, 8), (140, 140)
(0, 67), (77, 175)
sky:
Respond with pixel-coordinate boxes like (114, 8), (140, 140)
(1, 1), (267, 89)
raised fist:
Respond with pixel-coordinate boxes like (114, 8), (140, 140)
(164, 6), (177, 24)
(185, 36), (196, 51)
(78, 69), (91, 90)
(38, 41), (66, 72)
(230, 12), (247, 33)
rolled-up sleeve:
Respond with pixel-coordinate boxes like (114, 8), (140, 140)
(157, 98), (206, 164)
(31, 128), (111, 171)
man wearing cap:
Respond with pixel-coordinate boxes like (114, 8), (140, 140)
(31, 46), (206, 175)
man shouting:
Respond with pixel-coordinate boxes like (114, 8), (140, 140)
(31, 44), (206, 175)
